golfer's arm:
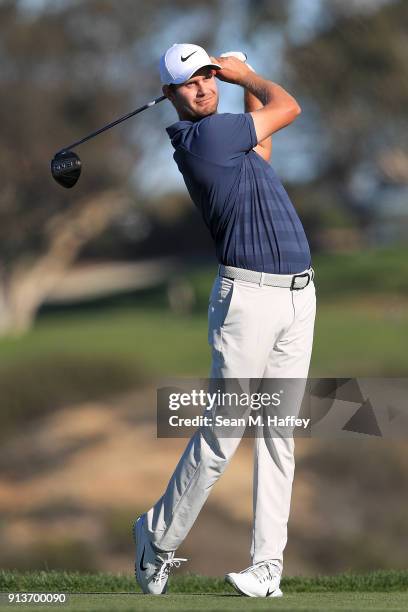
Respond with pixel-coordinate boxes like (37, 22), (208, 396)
(244, 89), (272, 162)
(241, 73), (301, 142)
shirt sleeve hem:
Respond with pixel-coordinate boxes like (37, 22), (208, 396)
(245, 112), (259, 149)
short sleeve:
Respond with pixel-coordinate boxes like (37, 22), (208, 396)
(186, 113), (258, 163)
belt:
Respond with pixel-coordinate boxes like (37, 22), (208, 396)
(219, 265), (315, 290)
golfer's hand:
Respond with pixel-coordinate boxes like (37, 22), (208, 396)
(210, 55), (252, 85)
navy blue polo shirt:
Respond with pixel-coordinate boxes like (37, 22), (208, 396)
(166, 112), (311, 274)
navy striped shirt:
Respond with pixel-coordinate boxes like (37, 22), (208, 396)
(166, 112), (311, 274)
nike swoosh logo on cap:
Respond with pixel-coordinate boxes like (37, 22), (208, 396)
(181, 50), (198, 62)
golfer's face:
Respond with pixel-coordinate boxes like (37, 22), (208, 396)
(173, 67), (219, 120)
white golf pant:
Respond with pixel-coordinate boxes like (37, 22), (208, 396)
(146, 270), (316, 568)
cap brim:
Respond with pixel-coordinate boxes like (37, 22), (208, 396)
(171, 62), (222, 85)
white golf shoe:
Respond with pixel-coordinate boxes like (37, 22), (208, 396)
(225, 560), (283, 597)
(133, 514), (187, 595)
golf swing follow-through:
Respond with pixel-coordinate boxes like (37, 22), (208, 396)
(52, 43), (316, 597)
(131, 43), (316, 598)
(50, 51), (247, 188)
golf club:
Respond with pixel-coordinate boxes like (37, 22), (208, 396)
(51, 51), (248, 189)
(51, 95), (166, 188)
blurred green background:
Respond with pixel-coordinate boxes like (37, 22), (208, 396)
(0, 0), (407, 579)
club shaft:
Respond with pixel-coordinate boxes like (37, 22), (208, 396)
(56, 95), (166, 155)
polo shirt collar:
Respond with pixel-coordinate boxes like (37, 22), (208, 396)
(166, 121), (192, 139)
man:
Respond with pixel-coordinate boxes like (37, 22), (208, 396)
(133, 43), (316, 598)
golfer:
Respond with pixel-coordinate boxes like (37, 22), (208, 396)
(133, 43), (316, 598)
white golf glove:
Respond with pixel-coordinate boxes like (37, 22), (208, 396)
(220, 51), (256, 72)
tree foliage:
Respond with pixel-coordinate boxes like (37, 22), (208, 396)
(0, 0), (218, 333)
(287, 0), (408, 174)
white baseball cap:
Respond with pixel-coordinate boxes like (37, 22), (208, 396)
(160, 43), (222, 85)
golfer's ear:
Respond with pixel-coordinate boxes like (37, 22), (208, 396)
(162, 84), (173, 101)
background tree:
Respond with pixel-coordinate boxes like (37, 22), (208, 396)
(285, 0), (408, 241)
(0, 0), (219, 334)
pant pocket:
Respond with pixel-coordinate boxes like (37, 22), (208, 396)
(208, 277), (236, 347)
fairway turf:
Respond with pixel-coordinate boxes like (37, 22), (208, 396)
(1, 592), (408, 612)
(1, 570), (408, 611)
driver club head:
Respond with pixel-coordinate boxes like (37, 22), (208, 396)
(51, 150), (81, 188)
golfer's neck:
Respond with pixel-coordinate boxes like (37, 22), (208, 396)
(178, 109), (218, 122)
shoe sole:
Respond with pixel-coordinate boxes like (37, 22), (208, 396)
(225, 574), (283, 598)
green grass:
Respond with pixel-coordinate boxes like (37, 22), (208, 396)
(1, 592), (408, 612)
(1, 571), (408, 611)
(0, 309), (207, 375)
(1, 569), (408, 592)
(312, 302), (408, 376)
(1, 297), (407, 380)
(311, 247), (408, 299)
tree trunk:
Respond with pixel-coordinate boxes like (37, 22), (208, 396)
(0, 190), (130, 336)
